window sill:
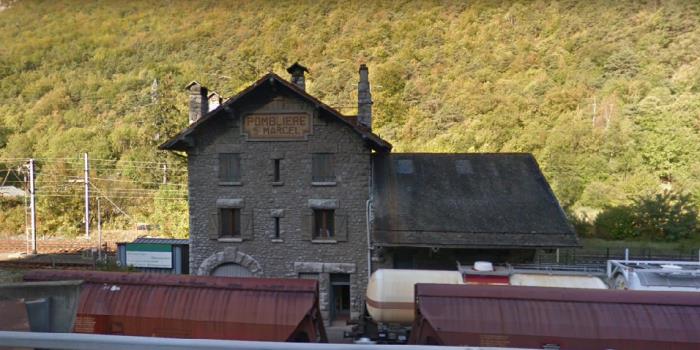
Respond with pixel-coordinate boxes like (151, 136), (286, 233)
(218, 237), (243, 242)
(311, 181), (337, 187)
(219, 181), (242, 186)
(271, 239), (284, 243)
(311, 239), (338, 244)
(272, 181), (284, 186)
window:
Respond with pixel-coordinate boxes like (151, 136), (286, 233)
(220, 208), (241, 237)
(273, 159), (281, 182)
(312, 153), (335, 182)
(273, 217), (280, 239)
(219, 153), (241, 183)
(313, 209), (334, 239)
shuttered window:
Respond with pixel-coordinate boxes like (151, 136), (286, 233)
(219, 153), (241, 182)
(220, 208), (241, 237)
(313, 209), (334, 239)
(312, 153), (335, 182)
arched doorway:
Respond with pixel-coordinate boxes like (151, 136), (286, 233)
(211, 262), (254, 277)
(196, 247), (263, 277)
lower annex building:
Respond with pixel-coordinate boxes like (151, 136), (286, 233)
(160, 63), (577, 324)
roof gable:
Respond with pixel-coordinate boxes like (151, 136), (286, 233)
(159, 73), (391, 151)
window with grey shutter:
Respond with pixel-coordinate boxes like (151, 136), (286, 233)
(313, 209), (335, 239)
(240, 209), (253, 240)
(219, 153), (241, 182)
(220, 208), (241, 237)
(312, 153), (335, 182)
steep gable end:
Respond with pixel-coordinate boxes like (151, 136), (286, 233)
(159, 73), (391, 152)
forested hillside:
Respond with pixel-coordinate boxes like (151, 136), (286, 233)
(1, 0), (699, 240)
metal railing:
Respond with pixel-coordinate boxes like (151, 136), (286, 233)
(0, 331), (534, 350)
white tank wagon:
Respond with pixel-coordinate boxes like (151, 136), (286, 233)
(510, 273), (608, 289)
(358, 264), (609, 343)
(365, 269), (463, 325)
(361, 269), (462, 343)
(607, 259), (700, 291)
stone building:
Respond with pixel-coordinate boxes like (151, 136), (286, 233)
(160, 63), (577, 324)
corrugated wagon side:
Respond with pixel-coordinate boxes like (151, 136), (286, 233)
(410, 283), (700, 350)
(24, 270), (326, 342)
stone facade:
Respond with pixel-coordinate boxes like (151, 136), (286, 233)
(186, 90), (372, 322)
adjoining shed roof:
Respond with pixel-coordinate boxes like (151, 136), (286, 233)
(371, 153), (577, 248)
(160, 73), (391, 152)
(128, 237), (189, 245)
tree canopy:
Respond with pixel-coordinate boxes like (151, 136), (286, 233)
(1, 0), (699, 239)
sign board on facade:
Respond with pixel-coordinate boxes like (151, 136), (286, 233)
(243, 113), (311, 140)
(125, 243), (172, 268)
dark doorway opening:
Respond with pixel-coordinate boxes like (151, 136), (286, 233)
(330, 273), (350, 324)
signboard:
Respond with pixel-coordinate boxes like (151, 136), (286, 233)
(243, 113), (311, 140)
(125, 243), (172, 268)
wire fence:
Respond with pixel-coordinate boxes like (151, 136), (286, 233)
(536, 247), (700, 266)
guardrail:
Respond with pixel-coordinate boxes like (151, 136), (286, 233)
(0, 331), (534, 350)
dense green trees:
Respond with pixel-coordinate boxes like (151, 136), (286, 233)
(1, 0), (699, 240)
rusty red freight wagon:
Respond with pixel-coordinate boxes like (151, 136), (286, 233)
(409, 283), (700, 349)
(24, 270), (327, 342)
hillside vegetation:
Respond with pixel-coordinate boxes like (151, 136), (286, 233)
(1, 0), (699, 240)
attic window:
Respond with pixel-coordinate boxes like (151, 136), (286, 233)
(455, 159), (474, 175)
(396, 159), (414, 174)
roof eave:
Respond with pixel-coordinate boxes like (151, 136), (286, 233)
(160, 73), (393, 152)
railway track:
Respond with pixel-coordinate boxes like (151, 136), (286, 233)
(0, 260), (93, 270)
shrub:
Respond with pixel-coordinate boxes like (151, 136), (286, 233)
(594, 205), (637, 240)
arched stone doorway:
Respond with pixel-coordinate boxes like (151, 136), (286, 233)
(196, 247), (263, 277)
(211, 262), (254, 277)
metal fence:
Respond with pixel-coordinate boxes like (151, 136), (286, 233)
(0, 331), (531, 350)
(536, 247), (700, 266)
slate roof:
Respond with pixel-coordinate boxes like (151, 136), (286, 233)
(371, 153), (578, 248)
(159, 73), (392, 152)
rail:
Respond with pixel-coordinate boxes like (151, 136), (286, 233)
(0, 331), (534, 350)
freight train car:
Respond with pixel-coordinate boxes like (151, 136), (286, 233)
(409, 283), (700, 349)
(24, 270), (327, 342)
(357, 268), (606, 343)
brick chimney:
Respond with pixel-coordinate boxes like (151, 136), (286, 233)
(357, 64), (372, 130)
(186, 81), (208, 125)
(286, 62), (309, 91)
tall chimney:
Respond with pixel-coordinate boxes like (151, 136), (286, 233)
(186, 81), (208, 125)
(357, 64), (372, 130)
(286, 62), (309, 91)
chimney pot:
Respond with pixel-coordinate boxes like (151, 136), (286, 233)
(357, 64), (372, 130)
(186, 81), (208, 125)
(286, 62), (309, 91)
(208, 91), (222, 112)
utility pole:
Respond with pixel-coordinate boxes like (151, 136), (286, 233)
(97, 197), (102, 261)
(84, 153), (90, 239)
(28, 159), (37, 254)
(22, 167), (28, 254)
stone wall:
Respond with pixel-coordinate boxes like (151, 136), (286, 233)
(186, 91), (371, 323)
